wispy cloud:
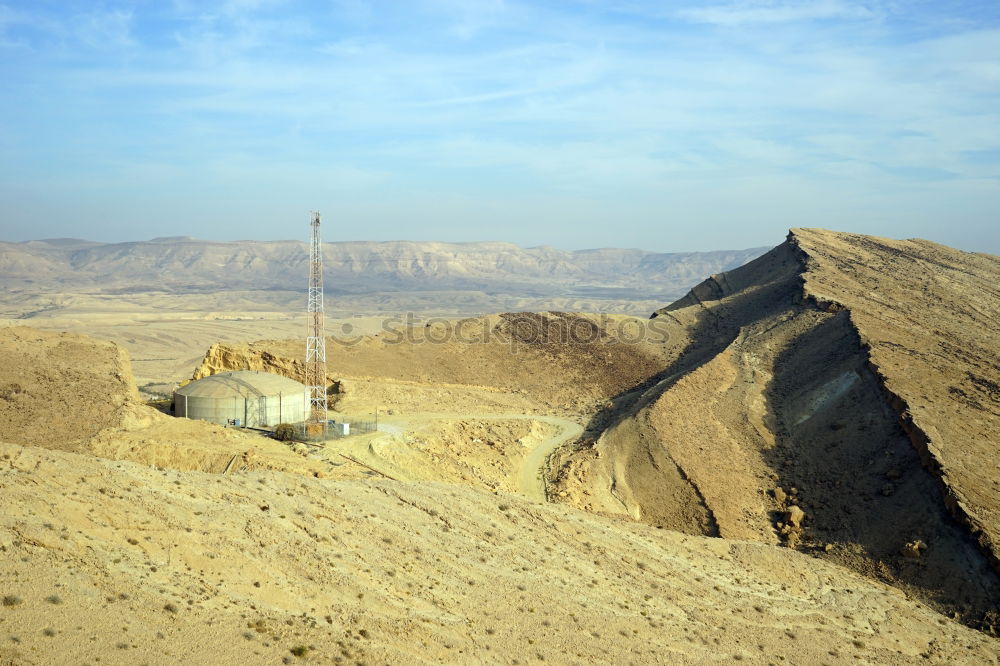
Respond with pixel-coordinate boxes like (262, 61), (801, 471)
(76, 8), (134, 49)
(0, 0), (997, 251)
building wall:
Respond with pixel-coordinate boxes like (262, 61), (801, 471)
(174, 390), (307, 427)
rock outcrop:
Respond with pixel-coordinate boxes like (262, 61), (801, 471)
(192, 343), (309, 384)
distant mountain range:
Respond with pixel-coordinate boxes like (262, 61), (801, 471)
(0, 237), (768, 299)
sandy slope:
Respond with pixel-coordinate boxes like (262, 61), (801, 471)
(2, 441), (997, 666)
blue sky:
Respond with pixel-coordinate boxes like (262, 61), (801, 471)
(0, 0), (998, 252)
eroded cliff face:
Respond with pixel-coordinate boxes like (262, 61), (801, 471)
(550, 229), (1000, 631)
(192, 343), (310, 384)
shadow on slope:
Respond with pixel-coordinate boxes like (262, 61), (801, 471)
(764, 310), (1000, 628)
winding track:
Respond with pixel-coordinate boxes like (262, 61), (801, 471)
(321, 412), (583, 502)
(513, 415), (583, 500)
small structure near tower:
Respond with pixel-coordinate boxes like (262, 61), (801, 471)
(305, 211), (328, 437)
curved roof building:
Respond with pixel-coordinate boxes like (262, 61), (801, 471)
(174, 370), (307, 427)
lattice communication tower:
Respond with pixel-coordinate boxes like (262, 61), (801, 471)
(305, 211), (328, 430)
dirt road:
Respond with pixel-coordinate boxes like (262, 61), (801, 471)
(318, 411), (583, 501)
(514, 415), (583, 500)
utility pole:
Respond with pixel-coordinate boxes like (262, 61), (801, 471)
(305, 211), (328, 435)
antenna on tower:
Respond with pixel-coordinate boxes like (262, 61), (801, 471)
(305, 211), (327, 435)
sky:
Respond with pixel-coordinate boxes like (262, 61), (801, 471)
(0, 0), (998, 253)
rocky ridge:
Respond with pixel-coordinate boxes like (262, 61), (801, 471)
(550, 229), (1000, 630)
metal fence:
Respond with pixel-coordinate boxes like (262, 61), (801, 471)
(291, 419), (378, 442)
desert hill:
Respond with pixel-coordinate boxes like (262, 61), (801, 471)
(792, 230), (1000, 570)
(548, 228), (1000, 630)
